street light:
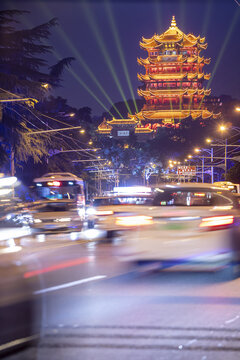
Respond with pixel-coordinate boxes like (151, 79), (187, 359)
(194, 148), (200, 153)
(235, 107), (240, 112)
(218, 124), (228, 179)
(206, 138), (212, 143)
(80, 129), (85, 134)
(188, 155), (192, 159)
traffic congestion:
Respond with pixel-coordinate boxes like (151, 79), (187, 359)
(1, 173), (240, 358)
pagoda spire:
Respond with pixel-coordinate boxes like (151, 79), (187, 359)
(170, 15), (177, 28)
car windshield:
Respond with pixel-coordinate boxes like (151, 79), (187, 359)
(93, 196), (153, 206)
(152, 188), (235, 207)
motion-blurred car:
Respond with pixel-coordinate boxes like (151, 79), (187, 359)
(88, 184), (240, 278)
(30, 199), (85, 233)
(86, 188), (153, 240)
(115, 184), (240, 278)
(0, 176), (32, 241)
(0, 177), (41, 355)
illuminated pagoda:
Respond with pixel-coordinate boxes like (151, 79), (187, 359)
(98, 16), (220, 139)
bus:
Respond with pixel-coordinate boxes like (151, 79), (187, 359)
(33, 172), (85, 203)
(32, 173), (86, 231)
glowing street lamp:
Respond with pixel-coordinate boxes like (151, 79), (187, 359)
(88, 140), (93, 145)
(235, 107), (240, 112)
(41, 83), (49, 89)
(194, 148), (200, 153)
(188, 155), (192, 159)
(80, 129), (85, 134)
(206, 138), (212, 143)
(219, 125), (227, 132)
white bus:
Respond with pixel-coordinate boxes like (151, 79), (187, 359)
(32, 173), (86, 232)
(33, 172), (85, 204)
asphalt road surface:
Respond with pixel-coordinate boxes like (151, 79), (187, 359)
(5, 231), (240, 360)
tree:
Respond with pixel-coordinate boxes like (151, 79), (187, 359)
(0, 9), (74, 174)
(226, 162), (240, 184)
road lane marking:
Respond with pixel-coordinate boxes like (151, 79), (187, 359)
(225, 315), (240, 324)
(34, 275), (106, 294)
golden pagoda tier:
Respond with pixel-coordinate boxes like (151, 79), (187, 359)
(97, 16), (220, 139)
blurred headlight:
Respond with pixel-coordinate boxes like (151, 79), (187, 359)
(54, 217), (71, 222)
(0, 188), (12, 196)
(34, 219), (42, 223)
(116, 215), (153, 227)
(96, 210), (113, 216)
(86, 207), (96, 216)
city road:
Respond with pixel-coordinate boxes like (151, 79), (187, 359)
(6, 231), (240, 360)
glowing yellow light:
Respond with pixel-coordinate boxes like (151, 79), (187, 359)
(184, 159), (188, 162)
(80, 129), (85, 134)
(97, 156), (101, 159)
(188, 155), (192, 159)
(41, 83), (49, 89)
(169, 160), (173, 163)
(169, 164), (174, 168)
(173, 161), (177, 164)
(206, 138), (212, 143)
(219, 125), (226, 131)
(235, 107), (240, 112)
(69, 113), (75, 117)
(88, 140), (93, 145)
(194, 148), (200, 153)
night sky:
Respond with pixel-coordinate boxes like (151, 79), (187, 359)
(1, 0), (240, 116)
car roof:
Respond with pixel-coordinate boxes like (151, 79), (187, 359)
(153, 183), (229, 190)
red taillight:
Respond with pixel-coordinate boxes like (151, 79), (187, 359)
(47, 181), (61, 187)
(200, 215), (234, 229)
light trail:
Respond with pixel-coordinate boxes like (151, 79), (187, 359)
(81, 1), (132, 115)
(38, 2), (123, 118)
(154, 0), (162, 31)
(206, 9), (240, 90)
(105, 0), (138, 113)
(34, 275), (106, 294)
(201, 0), (213, 36)
(179, 0), (186, 31)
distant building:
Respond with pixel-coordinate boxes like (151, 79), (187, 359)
(98, 16), (220, 139)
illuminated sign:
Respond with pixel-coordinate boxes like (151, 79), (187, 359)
(177, 166), (196, 176)
(117, 130), (129, 137)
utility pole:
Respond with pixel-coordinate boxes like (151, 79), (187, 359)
(225, 138), (227, 180)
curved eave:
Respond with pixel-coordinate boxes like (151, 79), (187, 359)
(198, 43), (208, 50)
(204, 73), (211, 80)
(134, 109), (215, 122)
(98, 128), (112, 134)
(135, 127), (154, 133)
(137, 57), (150, 66)
(108, 118), (138, 125)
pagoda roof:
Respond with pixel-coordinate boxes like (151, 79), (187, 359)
(137, 72), (211, 81)
(97, 119), (112, 134)
(137, 56), (211, 66)
(108, 118), (138, 125)
(140, 16), (207, 50)
(137, 88), (211, 98)
(135, 127), (154, 133)
(129, 109), (220, 121)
